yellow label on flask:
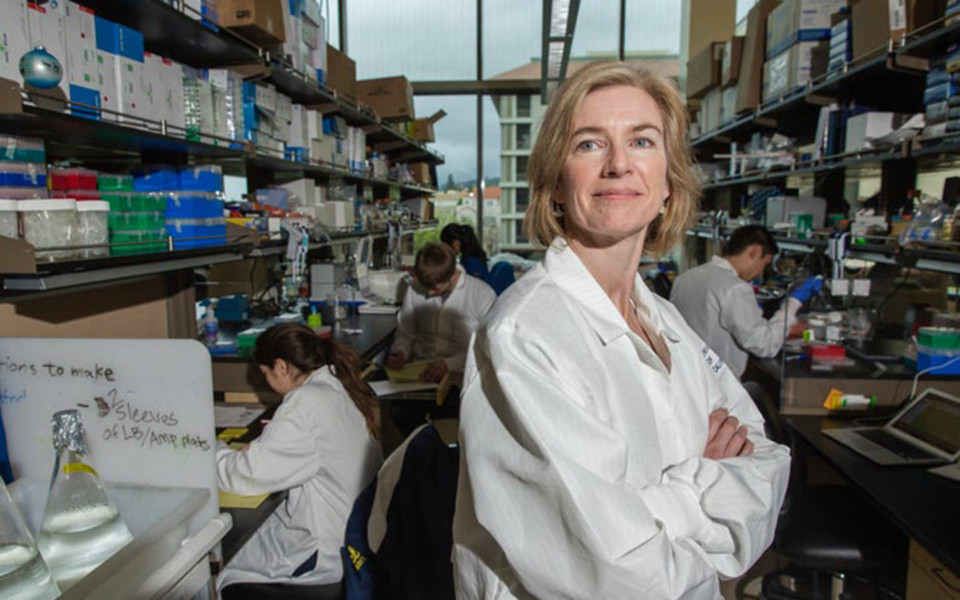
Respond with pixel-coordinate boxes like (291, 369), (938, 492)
(63, 462), (98, 477)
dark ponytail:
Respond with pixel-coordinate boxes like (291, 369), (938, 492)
(440, 223), (487, 264)
(253, 323), (380, 441)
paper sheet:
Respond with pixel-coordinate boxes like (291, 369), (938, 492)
(219, 490), (270, 509)
(385, 360), (432, 383)
(369, 380), (439, 397)
(215, 405), (265, 429)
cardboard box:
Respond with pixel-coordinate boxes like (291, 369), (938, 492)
(409, 109), (447, 142)
(721, 84), (739, 125)
(852, 0), (944, 59)
(406, 162), (431, 186)
(736, 0), (779, 114)
(115, 24), (145, 121)
(721, 36), (744, 88)
(94, 17), (120, 118)
(63, 2), (99, 119)
(325, 44), (356, 101)
(766, 0), (847, 59)
(217, 0), (285, 46)
(686, 41), (724, 99)
(356, 76), (414, 122)
(0, 2), (31, 88)
(700, 87), (722, 132)
(688, 0), (736, 61)
(763, 41), (818, 101)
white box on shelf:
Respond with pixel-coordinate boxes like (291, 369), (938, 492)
(63, 1), (100, 116)
(280, 178), (318, 208)
(160, 56), (185, 131)
(94, 17), (120, 118)
(198, 78), (215, 135)
(115, 24), (145, 122)
(762, 41), (816, 101)
(0, 1), (30, 83)
(317, 201), (353, 229)
(844, 112), (911, 152)
(307, 108), (321, 140)
(765, 195), (827, 229)
(288, 104), (309, 148)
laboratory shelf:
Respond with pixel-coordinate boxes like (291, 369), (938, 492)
(245, 222), (438, 257)
(899, 19), (960, 59)
(248, 153), (438, 196)
(1, 244), (252, 294)
(72, 0), (263, 68)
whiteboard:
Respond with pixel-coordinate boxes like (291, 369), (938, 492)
(0, 338), (218, 532)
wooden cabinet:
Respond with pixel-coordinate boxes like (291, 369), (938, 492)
(907, 541), (960, 600)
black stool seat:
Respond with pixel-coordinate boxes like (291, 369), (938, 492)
(220, 581), (344, 600)
(776, 485), (907, 573)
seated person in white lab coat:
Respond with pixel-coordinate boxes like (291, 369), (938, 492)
(387, 242), (496, 384)
(453, 62), (792, 599)
(670, 225), (823, 379)
(216, 323), (382, 599)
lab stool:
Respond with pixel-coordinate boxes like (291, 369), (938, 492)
(741, 382), (907, 600)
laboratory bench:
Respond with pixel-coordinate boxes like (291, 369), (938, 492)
(786, 416), (960, 592)
(745, 351), (960, 415)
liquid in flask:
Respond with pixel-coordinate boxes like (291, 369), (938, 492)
(0, 479), (60, 600)
(37, 410), (133, 590)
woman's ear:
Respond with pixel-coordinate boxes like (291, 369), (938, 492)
(273, 359), (289, 376)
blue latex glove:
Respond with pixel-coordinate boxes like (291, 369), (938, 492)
(790, 276), (823, 303)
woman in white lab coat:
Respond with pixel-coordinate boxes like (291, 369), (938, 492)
(217, 323), (381, 598)
(453, 62), (791, 600)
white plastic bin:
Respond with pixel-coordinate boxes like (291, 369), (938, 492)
(18, 199), (78, 261)
(10, 479), (230, 600)
(75, 201), (110, 258)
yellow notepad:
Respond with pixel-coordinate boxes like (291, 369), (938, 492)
(217, 427), (249, 442)
(219, 490), (270, 509)
(384, 360), (431, 383)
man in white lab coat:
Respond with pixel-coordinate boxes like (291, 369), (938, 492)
(387, 242), (496, 384)
(671, 225), (822, 378)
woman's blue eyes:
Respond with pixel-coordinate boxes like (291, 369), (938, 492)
(575, 138), (653, 152)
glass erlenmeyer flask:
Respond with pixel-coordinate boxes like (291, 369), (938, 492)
(37, 410), (132, 590)
(0, 478), (60, 600)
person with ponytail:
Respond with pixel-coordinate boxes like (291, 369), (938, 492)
(216, 323), (382, 598)
(441, 223), (490, 281)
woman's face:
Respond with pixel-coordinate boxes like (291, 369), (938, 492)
(557, 85), (670, 248)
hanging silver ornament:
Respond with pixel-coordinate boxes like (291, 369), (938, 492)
(19, 45), (63, 90)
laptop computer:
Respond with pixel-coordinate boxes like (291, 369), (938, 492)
(822, 388), (960, 466)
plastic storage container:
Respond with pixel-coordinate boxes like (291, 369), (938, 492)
(109, 229), (167, 256)
(916, 326), (960, 374)
(0, 186), (48, 199)
(97, 174), (134, 191)
(165, 192), (224, 219)
(165, 217), (227, 249)
(133, 167), (178, 192)
(109, 211), (165, 230)
(178, 165), (223, 192)
(0, 135), (46, 163)
(49, 167), (98, 190)
(18, 199), (78, 261)
(53, 189), (102, 201)
(0, 162), (46, 187)
(76, 201), (110, 258)
(105, 193), (165, 212)
(0, 199), (17, 239)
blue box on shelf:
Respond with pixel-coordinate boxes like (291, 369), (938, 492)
(179, 165), (223, 192)
(166, 192), (224, 219)
(215, 294), (251, 323)
(284, 147), (308, 163)
(69, 84), (101, 120)
(0, 163), (46, 187)
(94, 16), (121, 54)
(916, 351), (960, 375)
(135, 166), (179, 191)
(166, 218), (227, 249)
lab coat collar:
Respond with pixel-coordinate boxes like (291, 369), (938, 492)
(305, 365), (338, 386)
(711, 255), (737, 274)
(544, 238), (681, 346)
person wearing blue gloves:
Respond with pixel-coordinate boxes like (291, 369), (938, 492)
(671, 225), (822, 378)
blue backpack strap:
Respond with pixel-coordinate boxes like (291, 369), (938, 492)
(341, 477), (377, 600)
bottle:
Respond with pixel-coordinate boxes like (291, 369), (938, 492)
(0, 479), (60, 600)
(307, 306), (323, 334)
(37, 410), (133, 590)
(203, 304), (219, 348)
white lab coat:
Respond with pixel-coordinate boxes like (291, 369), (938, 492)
(670, 255), (801, 378)
(453, 239), (791, 600)
(391, 265), (496, 373)
(216, 367), (381, 590)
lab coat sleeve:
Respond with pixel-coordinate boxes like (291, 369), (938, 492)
(442, 284), (496, 373)
(458, 329), (789, 597)
(718, 284), (800, 358)
(216, 398), (322, 496)
(391, 286), (417, 359)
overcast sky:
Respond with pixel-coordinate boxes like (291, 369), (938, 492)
(332, 1), (685, 185)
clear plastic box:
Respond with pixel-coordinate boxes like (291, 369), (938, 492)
(76, 200), (110, 258)
(0, 199), (17, 239)
(18, 199), (78, 261)
(0, 135), (46, 163)
(0, 162), (47, 188)
(0, 186), (49, 199)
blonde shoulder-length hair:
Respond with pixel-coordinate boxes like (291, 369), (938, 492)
(523, 61), (699, 256)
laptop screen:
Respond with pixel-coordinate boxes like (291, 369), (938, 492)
(891, 391), (960, 455)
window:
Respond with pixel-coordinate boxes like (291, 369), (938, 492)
(516, 124), (531, 150)
(515, 187), (529, 212)
(515, 220), (528, 244)
(517, 95), (531, 118)
(516, 156), (529, 181)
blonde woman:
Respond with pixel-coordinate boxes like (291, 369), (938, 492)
(453, 62), (790, 599)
